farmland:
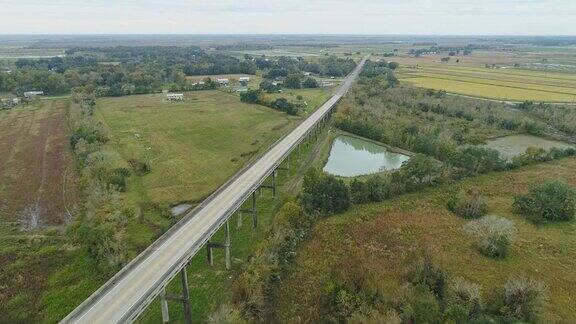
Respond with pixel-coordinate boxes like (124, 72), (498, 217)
(395, 57), (576, 103)
(0, 100), (78, 228)
(273, 157), (576, 322)
(96, 90), (297, 205)
(0, 99), (80, 323)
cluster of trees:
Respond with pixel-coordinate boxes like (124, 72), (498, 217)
(66, 93), (162, 275)
(517, 101), (576, 136)
(335, 70), (548, 162)
(514, 180), (576, 223)
(0, 46), (256, 96)
(256, 55), (356, 79)
(328, 255), (545, 323)
(240, 89), (301, 115)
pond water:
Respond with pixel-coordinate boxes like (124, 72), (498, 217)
(170, 203), (193, 217)
(323, 136), (410, 177)
(485, 134), (574, 160)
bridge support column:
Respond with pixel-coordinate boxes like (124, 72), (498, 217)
(240, 191), (257, 228)
(158, 267), (192, 324)
(237, 211), (243, 229)
(160, 289), (169, 323)
(180, 267), (192, 324)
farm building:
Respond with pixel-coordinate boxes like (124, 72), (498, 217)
(217, 78), (229, 85)
(166, 93), (184, 101)
(238, 76), (250, 83)
(24, 91), (44, 99)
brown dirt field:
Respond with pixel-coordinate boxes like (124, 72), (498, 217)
(0, 100), (79, 229)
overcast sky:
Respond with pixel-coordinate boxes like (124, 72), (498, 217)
(1, 0), (575, 35)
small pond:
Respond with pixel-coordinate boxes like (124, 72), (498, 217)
(323, 136), (410, 177)
(485, 134), (574, 160)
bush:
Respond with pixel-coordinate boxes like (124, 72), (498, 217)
(463, 215), (516, 258)
(301, 169), (351, 215)
(239, 89), (262, 103)
(445, 277), (483, 320)
(449, 147), (506, 175)
(513, 180), (576, 223)
(407, 255), (447, 300)
(302, 77), (319, 88)
(501, 277), (546, 321)
(447, 188), (488, 219)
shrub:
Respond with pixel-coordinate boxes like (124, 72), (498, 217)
(449, 147), (506, 175)
(239, 89), (262, 103)
(447, 188), (488, 219)
(501, 277), (546, 321)
(407, 255), (447, 300)
(463, 215), (516, 258)
(445, 277), (483, 320)
(513, 180), (576, 223)
(301, 169), (351, 215)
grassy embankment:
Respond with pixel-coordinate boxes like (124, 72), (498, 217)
(396, 63), (576, 102)
(273, 152), (576, 322)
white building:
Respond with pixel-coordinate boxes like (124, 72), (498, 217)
(238, 76), (250, 83)
(24, 91), (44, 99)
(217, 78), (229, 85)
(166, 93), (184, 101)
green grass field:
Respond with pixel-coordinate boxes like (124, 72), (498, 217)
(273, 156), (576, 322)
(97, 90), (298, 205)
(263, 88), (333, 115)
(397, 63), (576, 102)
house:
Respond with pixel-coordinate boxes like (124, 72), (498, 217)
(238, 76), (250, 83)
(303, 72), (312, 76)
(166, 93), (184, 101)
(321, 81), (334, 87)
(217, 78), (229, 86)
(24, 91), (44, 99)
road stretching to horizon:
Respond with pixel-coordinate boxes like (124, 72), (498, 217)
(62, 57), (367, 324)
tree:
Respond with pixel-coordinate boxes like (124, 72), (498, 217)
(302, 77), (318, 88)
(513, 180), (576, 223)
(400, 154), (441, 187)
(301, 169), (351, 215)
(285, 73), (302, 89)
(259, 80), (280, 93)
(239, 89), (262, 104)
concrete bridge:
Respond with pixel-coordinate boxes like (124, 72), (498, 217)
(61, 57), (367, 324)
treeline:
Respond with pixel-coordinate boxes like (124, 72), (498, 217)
(255, 55), (356, 78)
(335, 72), (545, 162)
(0, 46), (256, 96)
(240, 89), (300, 115)
(517, 101), (576, 136)
(1, 46), (356, 99)
(66, 93), (169, 275)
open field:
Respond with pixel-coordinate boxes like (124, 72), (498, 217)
(0, 100), (78, 229)
(97, 90), (297, 205)
(263, 88), (333, 115)
(273, 157), (576, 322)
(395, 57), (576, 102)
(0, 100), (81, 323)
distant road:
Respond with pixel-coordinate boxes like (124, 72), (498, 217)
(62, 57), (368, 323)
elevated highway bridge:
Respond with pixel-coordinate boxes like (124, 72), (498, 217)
(62, 57), (367, 324)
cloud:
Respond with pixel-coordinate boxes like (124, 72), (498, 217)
(0, 0), (575, 34)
